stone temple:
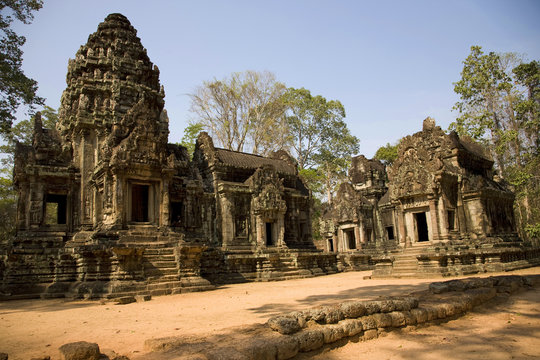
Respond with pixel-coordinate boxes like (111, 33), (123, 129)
(1, 14), (538, 299)
(1, 14), (335, 299)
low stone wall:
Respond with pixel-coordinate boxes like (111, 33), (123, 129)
(143, 274), (539, 360)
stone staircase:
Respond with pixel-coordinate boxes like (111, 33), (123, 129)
(373, 243), (432, 279)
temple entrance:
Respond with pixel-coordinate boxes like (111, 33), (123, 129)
(328, 238), (334, 252)
(414, 212), (429, 242)
(170, 201), (183, 226)
(344, 229), (356, 249)
(265, 222), (273, 246)
(131, 184), (149, 222)
(386, 226), (395, 240)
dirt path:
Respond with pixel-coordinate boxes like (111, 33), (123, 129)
(1, 268), (539, 359)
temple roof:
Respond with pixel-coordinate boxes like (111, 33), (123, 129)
(215, 148), (296, 175)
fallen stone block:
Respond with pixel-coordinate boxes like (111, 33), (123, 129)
(272, 336), (299, 360)
(429, 282), (449, 294)
(135, 294), (151, 302)
(144, 337), (185, 352)
(58, 341), (100, 360)
(447, 279), (467, 292)
(115, 296), (136, 305)
(363, 329), (378, 341)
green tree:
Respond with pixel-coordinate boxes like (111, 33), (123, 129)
(450, 45), (540, 241)
(189, 70), (289, 155)
(284, 87), (359, 202)
(179, 121), (204, 157)
(374, 142), (399, 166)
(0, 0), (44, 135)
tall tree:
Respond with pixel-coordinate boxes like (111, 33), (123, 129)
(189, 70), (288, 155)
(284, 87), (359, 202)
(450, 45), (540, 241)
(0, 0), (44, 135)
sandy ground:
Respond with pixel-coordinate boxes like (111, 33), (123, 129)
(0, 268), (539, 359)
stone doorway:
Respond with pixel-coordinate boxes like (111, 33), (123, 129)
(265, 222), (273, 246)
(414, 212), (429, 242)
(45, 194), (67, 225)
(344, 229), (356, 250)
(131, 184), (149, 222)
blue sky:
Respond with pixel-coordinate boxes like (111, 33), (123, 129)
(12, 0), (540, 157)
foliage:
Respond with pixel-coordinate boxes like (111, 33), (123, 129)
(189, 70), (288, 155)
(179, 121), (204, 157)
(0, 0), (44, 135)
(450, 45), (540, 240)
(283, 87), (359, 202)
(374, 142), (399, 165)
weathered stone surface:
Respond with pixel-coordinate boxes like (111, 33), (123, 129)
(340, 319), (363, 336)
(135, 295), (151, 302)
(389, 311), (406, 327)
(372, 313), (392, 328)
(429, 282), (449, 294)
(0, 354), (7, 360)
(267, 316), (301, 335)
(321, 324), (346, 343)
(58, 341), (100, 360)
(410, 308), (428, 324)
(238, 338), (277, 360)
(115, 296), (136, 305)
(359, 315), (377, 330)
(363, 329), (378, 341)
(272, 336), (299, 360)
(294, 329), (324, 352)
(340, 301), (366, 318)
(363, 301), (381, 315)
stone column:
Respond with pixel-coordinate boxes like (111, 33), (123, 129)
(354, 225), (362, 249)
(277, 215), (285, 247)
(437, 198), (449, 240)
(429, 198), (440, 241)
(219, 193), (234, 248)
(397, 206), (406, 246)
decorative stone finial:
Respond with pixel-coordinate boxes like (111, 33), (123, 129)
(423, 117), (436, 131)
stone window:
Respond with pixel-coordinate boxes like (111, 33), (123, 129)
(131, 184), (149, 222)
(44, 194), (67, 225)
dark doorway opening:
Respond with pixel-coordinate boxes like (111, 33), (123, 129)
(415, 212), (429, 242)
(447, 210), (455, 231)
(132, 184), (149, 222)
(345, 229), (356, 249)
(45, 194), (67, 225)
(265, 222), (273, 246)
(386, 226), (395, 240)
(170, 201), (183, 226)
(365, 228), (372, 242)
(328, 238), (334, 252)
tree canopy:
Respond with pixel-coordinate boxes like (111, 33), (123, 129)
(450, 45), (540, 241)
(374, 142), (399, 166)
(0, 0), (44, 135)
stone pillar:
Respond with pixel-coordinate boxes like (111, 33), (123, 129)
(359, 222), (366, 245)
(429, 199), (440, 241)
(219, 193), (234, 248)
(277, 216), (285, 247)
(354, 225), (362, 249)
(438, 199), (449, 240)
(397, 206), (406, 246)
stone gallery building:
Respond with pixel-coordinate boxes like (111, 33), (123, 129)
(0, 14), (334, 299)
(321, 117), (539, 277)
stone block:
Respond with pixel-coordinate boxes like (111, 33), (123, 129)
(429, 282), (449, 294)
(359, 315), (377, 330)
(273, 336), (299, 360)
(372, 313), (392, 328)
(410, 308), (428, 324)
(238, 338), (277, 360)
(115, 296), (136, 305)
(135, 294), (151, 302)
(389, 311), (406, 327)
(321, 324), (346, 343)
(323, 305), (344, 324)
(58, 341), (100, 360)
(362, 301), (381, 315)
(0, 353), (7, 360)
(363, 329), (378, 341)
(267, 316), (301, 335)
(402, 310), (417, 326)
(340, 301), (366, 318)
(447, 280), (467, 292)
(294, 329), (324, 352)
(340, 319), (363, 336)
